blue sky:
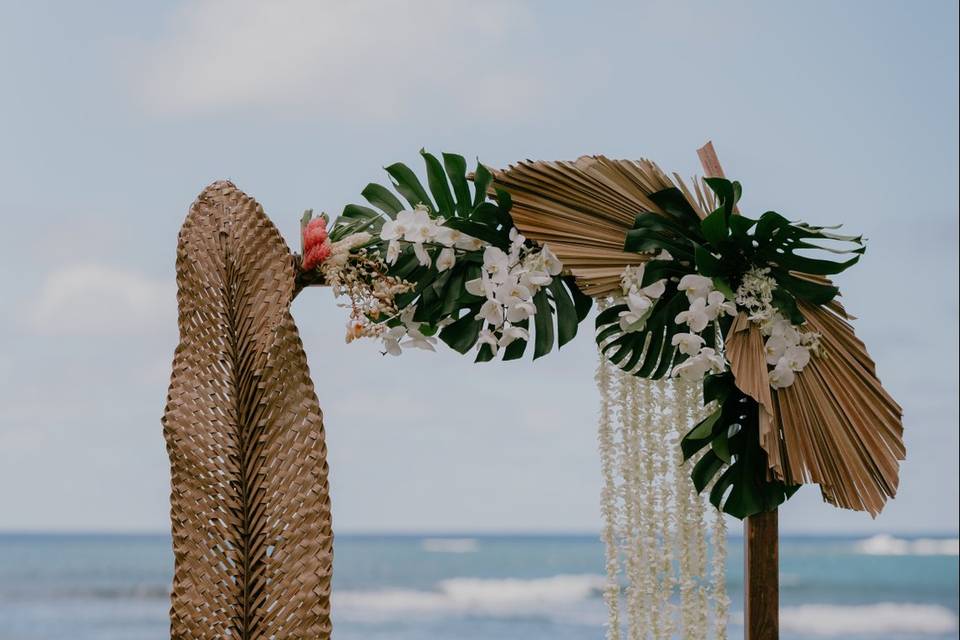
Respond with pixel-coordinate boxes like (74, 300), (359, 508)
(0, 0), (956, 534)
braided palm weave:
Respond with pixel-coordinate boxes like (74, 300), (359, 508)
(162, 181), (332, 639)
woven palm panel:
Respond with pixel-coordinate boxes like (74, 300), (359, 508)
(162, 181), (332, 639)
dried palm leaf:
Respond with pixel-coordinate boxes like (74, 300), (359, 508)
(163, 181), (332, 638)
(493, 156), (711, 297)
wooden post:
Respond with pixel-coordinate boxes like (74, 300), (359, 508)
(696, 140), (780, 640)
(745, 509), (779, 640)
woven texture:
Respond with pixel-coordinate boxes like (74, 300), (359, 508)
(162, 181), (332, 639)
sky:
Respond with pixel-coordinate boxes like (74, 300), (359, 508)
(0, 0), (956, 535)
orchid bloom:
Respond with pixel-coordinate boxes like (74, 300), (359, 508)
(671, 332), (705, 356)
(769, 360), (796, 388)
(482, 246), (511, 284)
(706, 290), (737, 319)
(476, 299), (505, 327)
(505, 300), (536, 323)
(678, 274), (714, 302)
(436, 247), (456, 272)
(498, 324), (529, 348)
(675, 297), (711, 332)
(477, 328), (499, 354)
(385, 239), (401, 265)
(764, 335), (788, 365)
(783, 345), (811, 371)
(412, 242), (432, 268)
(382, 326), (406, 356)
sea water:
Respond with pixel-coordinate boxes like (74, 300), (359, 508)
(0, 533), (956, 639)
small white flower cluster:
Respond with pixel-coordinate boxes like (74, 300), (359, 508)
(379, 205), (484, 269)
(465, 229), (563, 355)
(732, 267), (822, 389)
(670, 274), (737, 381)
(759, 312), (822, 389)
(735, 266), (776, 321)
(616, 264), (667, 333)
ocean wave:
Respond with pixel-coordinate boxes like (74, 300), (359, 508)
(420, 537), (479, 553)
(854, 534), (960, 556)
(775, 603), (958, 636)
(333, 574), (606, 622)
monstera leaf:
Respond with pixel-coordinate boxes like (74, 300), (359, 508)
(163, 182), (332, 638)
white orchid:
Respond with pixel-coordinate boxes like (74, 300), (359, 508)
(764, 334), (788, 365)
(477, 328), (499, 354)
(412, 242), (432, 267)
(476, 298), (505, 327)
(482, 246), (511, 284)
(769, 360), (796, 388)
(436, 247), (456, 272)
(619, 290), (654, 332)
(782, 345), (811, 371)
(706, 290), (737, 319)
(379, 217), (408, 242)
(678, 274), (714, 302)
(671, 332), (705, 356)
(672, 356), (712, 381)
(505, 300), (536, 323)
(465, 273), (495, 298)
(698, 347), (727, 373)
(540, 245), (563, 276)
(675, 297), (711, 332)
(401, 328), (437, 352)
(498, 324), (529, 348)
(385, 239), (401, 265)
(381, 326), (406, 356)
(496, 280), (533, 307)
(640, 279), (667, 299)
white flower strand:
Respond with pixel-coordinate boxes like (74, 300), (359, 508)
(595, 306), (623, 640)
(596, 360), (726, 639)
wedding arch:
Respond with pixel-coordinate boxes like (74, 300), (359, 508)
(162, 142), (904, 640)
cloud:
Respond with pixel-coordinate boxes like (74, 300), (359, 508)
(27, 264), (175, 336)
(132, 0), (546, 121)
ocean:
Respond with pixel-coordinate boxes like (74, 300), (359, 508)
(0, 533), (956, 640)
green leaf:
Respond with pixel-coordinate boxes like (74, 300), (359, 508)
(421, 150), (455, 218)
(439, 311), (482, 354)
(475, 343), (496, 362)
(711, 277), (735, 300)
(563, 276), (592, 321)
(548, 278), (578, 347)
(532, 288), (554, 359)
(444, 218), (510, 251)
(694, 245), (723, 276)
(692, 451), (725, 492)
(700, 207), (730, 245)
(442, 153), (471, 217)
(472, 163), (493, 208)
(681, 407), (723, 460)
(362, 183), (403, 217)
(385, 162), (433, 210)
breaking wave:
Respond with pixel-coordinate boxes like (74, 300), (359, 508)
(777, 603), (958, 636)
(854, 534), (959, 556)
(333, 574), (606, 623)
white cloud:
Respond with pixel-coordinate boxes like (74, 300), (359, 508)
(27, 264), (175, 336)
(133, 0), (546, 121)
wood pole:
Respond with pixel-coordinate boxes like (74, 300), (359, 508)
(696, 140), (780, 640)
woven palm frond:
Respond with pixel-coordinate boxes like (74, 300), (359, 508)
(163, 181), (333, 638)
(493, 156), (713, 297)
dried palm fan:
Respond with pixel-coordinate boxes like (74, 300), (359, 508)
(163, 181), (332, 639)
(493, 148), (904, 516)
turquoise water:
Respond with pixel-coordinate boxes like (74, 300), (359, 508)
(0, 533), (956, 639)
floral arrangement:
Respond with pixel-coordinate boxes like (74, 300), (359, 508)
(297, 152), (866, 519)
(298, 151), (591, 362)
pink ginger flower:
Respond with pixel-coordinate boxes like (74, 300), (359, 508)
(302, 239), (332, 270)
(304, 217), (329, 250)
